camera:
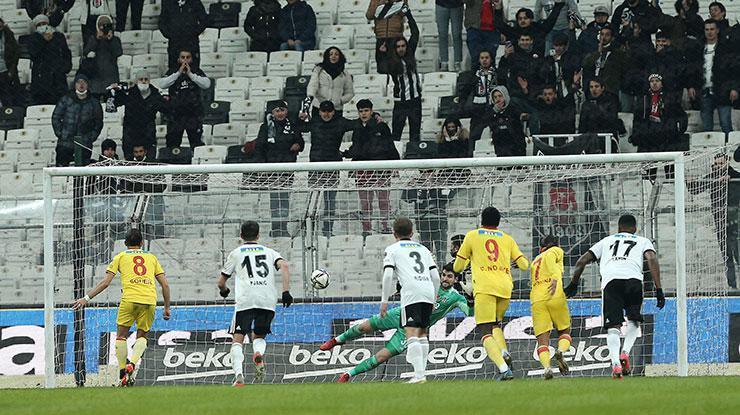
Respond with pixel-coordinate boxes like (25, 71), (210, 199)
(101, 22), (113, 34)
(568, 11), (586, 29)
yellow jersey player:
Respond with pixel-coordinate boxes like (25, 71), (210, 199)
(453, 206), (529, 380)
(530, 235), (571, 380)
(73, 228), (171, 387)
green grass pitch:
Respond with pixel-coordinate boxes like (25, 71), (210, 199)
(2, 377), (739, 415)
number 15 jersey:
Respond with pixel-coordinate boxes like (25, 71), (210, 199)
(222, 243), (284, 312)
(588, 233), (656, 289)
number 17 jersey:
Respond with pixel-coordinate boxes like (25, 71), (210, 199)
(588, 233), (656, 290)
(221, 243), (284, 312)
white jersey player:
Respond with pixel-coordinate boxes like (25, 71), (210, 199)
(217, 221), (293, 387)
(566, 214), (665, 379)
(380, 217), (440, 384)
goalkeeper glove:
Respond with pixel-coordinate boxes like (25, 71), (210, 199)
(282, 291), (293, 308)
(219, 287), (230, 298)
(656, 288), (665, 309)
(564, 280), (579, 298)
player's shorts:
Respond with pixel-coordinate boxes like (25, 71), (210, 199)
(474, 293), (510, 324)
(401, 302), (433, 328)
(602, 278), (643, 328)
(531, 297), (571, 336)
(229, 308), (275, 336)
(116, 301), (156, 332)
(369, 310), (407, 356)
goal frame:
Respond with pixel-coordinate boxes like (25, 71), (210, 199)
(41, 152), (689, 388)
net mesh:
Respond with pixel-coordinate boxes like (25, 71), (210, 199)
(41, 151), (730, 387)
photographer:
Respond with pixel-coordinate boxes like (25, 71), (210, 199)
(82, 0), (113, 48)
(81, 15), (122, 98)
(29, 14), (72, 105)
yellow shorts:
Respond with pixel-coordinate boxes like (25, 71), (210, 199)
(474, 293), (510, 324)
(116, 301), (156, 332)
(531, 297), (571, 336)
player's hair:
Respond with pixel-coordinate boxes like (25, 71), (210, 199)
(393, 217), (414, 238)
(442, 262), (458, 277)
(481, 206), (501, 227)
(240, 221), (260, 241)
(618, 214), (637, 230)
(124, 228), (143, 247)
(540, 234), (559, 248)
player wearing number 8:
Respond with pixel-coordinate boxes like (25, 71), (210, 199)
(453, 207), (529, 380)
(73, 228), (171, 387)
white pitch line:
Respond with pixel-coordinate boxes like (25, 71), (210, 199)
(527, 362), (611, 376)
(156, 369), (234, 382)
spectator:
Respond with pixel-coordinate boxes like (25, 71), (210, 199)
(644, 31), (685, 94)
(629, 74), (688, 162)
(619, 22), (655, 112)
(540, 32), (581, 99)
(464, 49), (497, 141)
(343, 99), (400, 237)
(488, 85), (526, 157)
(535, 85), (576, 137)
(687, 19), (736, 135)
(116, 0), (145, 31)
(464, 0), (501, 72)
(121, 143), (169, 194)
(51, 74), (104, 166)
(82, 0), (113, 48)
(254, 99), (305, 237)
(243, 0), (282, 53)
(378, 8), (422, 142)
(110, 70), (167, 160)
(25, 0), (74, 27)
(160, 49), (210, 149)
(494, 0), (565, 58)
(663, 0), (703, 49)
(535, 0), (581, 54)
(436, 0), (463, 71)
(81, 15), (122, 98)
(402, 171), (457, 265)
(300, 100), (358, 237)
(576, 6), (610, 58)
(100, 138), (118, 161)
(497, 33), (544, 132)
(436, 117), (470, 158)
(708, 2), (730, 35)
(582, 25), (628, 98)
(160, 0), (208, 71)
(29, 14), (72, 105)
(0, 18), (20, 107)
(611, 0), (661, 45)
(278, 0), (316, 51)
(307, 47), (354, 117)
(577, 78), (623, 136)
(86, 139), (120, 196)
(367, 0), (407, 66)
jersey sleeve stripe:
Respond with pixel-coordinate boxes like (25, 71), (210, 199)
(455, 254), (468, 260)
(513, 255), (524, 262)
(273, 258), (284, 270)
(428, 265), (437, 270)
(384, 265), (395, 270)
(154, 272), (165, 277)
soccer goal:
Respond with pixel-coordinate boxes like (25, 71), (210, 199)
(38, 151), (731, 388)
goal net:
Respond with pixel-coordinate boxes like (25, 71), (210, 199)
(39, 151), (730, 387)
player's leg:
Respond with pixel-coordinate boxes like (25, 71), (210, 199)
(476, 294), (511, 379)
(412, 303), (433, 383)
(603, 280), (626, 379)
(550, 298), (572, 376)
(124, 304), (155, 385)
(228, 310), (249, 386)
(251, 309), (274, 381)
(402, 304), (428, 383)
(321, 319), (375, 350)
(492, 296), (512, 369)
(115, 301), (135, 386)
(532, 301), (553, 378)
(340, 330), (404, 382)
(620, 278), (644, 376)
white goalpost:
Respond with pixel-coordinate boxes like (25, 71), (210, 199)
(38, 151), (731, 388)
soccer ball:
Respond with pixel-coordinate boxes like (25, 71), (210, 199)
(310, 269), (330, 290)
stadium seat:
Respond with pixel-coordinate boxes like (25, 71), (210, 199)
(231, 52), (267, 77)
(0, 151), (16, 173)
(149, 238), (185, 261)
(301, 50), (324, 75)
(420, 22), (439, 48)
(411, 0), (436, 24)
(0, 106), (25, 130)
(415, 47), (439, 73)
(217, 28), (249, 53)
(690, 132), (725, 150)
(5, 9), (31, 36)
(422, 72), (457, 97)
(353, 74), (386, 96)
(421, 118), (444, 141)
(119, 30), (151, 55)
(16, 58), (30, 84)
(202, 101), (231, 125)
(199, 28), (220, 53)
(249, 76), (285, 101)
(229, 100), (267, 123)
(5, 128), (39, 150)
(313, 0), (338, 26)
(353, 24), (376, 51)
(24, 105), (54, 128)
(194, 145), (228, 164)
(215, 77), (250, 102)
(131, 54), (165, 78)
(269, 50), (303, 64)
(247, 122), (263, 139)
(320, 25), (355, 50)
(150, 31), (168, 55)
(210, 122), (247, 146)
(338, 1), (369, 25)
(266, 61), (300, 77)
(344, 49), (370, 75)
(208, 2), (241, 29)
(117, 54), (133, 81)
(0, 172), (34, 196)
(140, 3), (162, 31)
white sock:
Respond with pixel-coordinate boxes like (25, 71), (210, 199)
(253, 338), (267, 356)
(419, 337), (430, 375)
(622, 321), (639, 356)
(406, 337), (424, 379)
(606, 328), (622, 366)
(230, 343), (244, 376)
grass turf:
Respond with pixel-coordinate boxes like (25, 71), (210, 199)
(2, 377), (739, 415)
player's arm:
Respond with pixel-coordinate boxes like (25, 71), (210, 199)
(453, 235), (471, 273)
(565, 251), (596, 297)
(277, 258), (293, 307)
(155, 273), (171, 320)
(379, 256), (395, 317)
(73, 271), (116, 309)
(511, 237), (529, 270)
(644, 250), (665, 309)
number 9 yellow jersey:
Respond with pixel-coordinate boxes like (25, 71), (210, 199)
(107, 249), (165, 305)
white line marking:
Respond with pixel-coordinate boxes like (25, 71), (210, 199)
(527, 362), (611, 376)
(156, 369), (234, 382)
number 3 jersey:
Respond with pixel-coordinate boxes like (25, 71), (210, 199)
(221, 243), (284, 312)
(383, 240), (438, 307)
(588, 233), (656, 289)
(107, 249), (165, 305)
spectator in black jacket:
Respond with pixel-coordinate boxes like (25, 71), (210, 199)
(619, 22), (655, 112)
(576, 5), (610, 58)
(436, 117), (470, 158)
(630, 74), (688, 157)
(25, 0), (74, 27)
(300, 100), (357, 237)
(244, 0), (282, 53)
(497, 33), (543, 133)
(535, 85), (576, 139)
(343, 99), (400, 237)
(643, 31), (685, 94)
(489, 85), (527, 157)
(29, 14), (72, 105)
(661, 0), (703, 50)
(82, 15), (123, 98)
(51, 74), (104, 166)
(159, 0), (208, 71)
(463, 50), (497, 142)
(116, 0), (145, 31)
(160, 49), (211, 149)
(255, 99), (305, 237)
(278, 0), (316, 51)
(578, 77), (623, 135)
(109, 70), (167, 160)
(582, 25), (628, 98)
(611, 0), (661, 44)
(708, 2), (730, 36)
(0, 19), (20, 107)
(540, 32), (581, 99)
(494, 0), (565, 57)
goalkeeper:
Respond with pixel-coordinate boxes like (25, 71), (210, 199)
(319, 264), (472, 382)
